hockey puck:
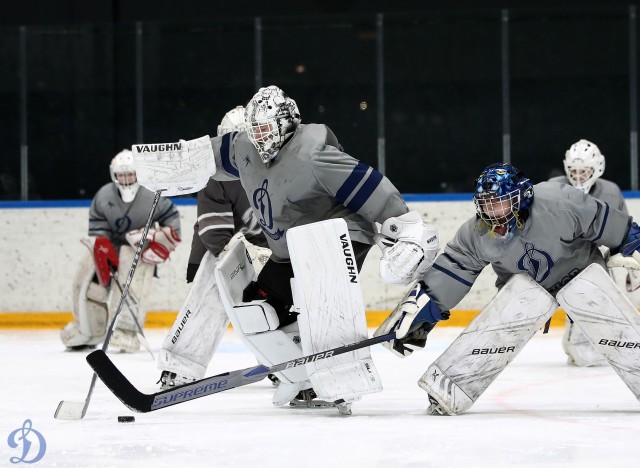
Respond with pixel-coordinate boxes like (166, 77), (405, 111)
(117, 416), (135, 423)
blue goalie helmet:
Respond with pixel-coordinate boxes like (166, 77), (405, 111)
(473, 163), (534, 230)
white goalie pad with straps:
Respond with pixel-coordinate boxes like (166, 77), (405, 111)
(556, 263), (640, 401)
(288, 219), (383, 404)
(418, 273), (557, 415)
(158, 252), (229, 381)
(61, 250), (110, 348)
(109, 245), (155, 346)
(132, 135), (215, 196)
(214, 241), (309, 393)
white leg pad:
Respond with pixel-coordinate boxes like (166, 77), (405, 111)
(159, 252), (228, 381)
(418, 273), (557, 415)
(233, 301), (280, 334)
(288, 219), (383, 404)
(61, 251), (109, 347)
(110, 245), (154, 334)
(215, 241), (310, 399)
(557, 263), (640, 401)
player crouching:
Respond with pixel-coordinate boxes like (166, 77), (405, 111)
(376, 163), (640, 415)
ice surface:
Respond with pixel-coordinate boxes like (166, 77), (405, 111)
(2, 328), (639, 468)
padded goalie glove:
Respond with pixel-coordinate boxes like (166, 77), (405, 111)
(620, 222), (640, 263)
(125, 227), (155, 249)
(141, 226), (181, 264)
(378, 211), (439, 285)
(374, 281), (446, 357)
(607, 253), (640, 292)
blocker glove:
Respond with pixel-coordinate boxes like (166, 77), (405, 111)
(374, 281), (447, 357)
(620, 222), (640, 260)
(141, 226), (181, 264)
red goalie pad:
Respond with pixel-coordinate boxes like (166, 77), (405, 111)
(94, 237), (119, 287)
(80, 237), (119, 287)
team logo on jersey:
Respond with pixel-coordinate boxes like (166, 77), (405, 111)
(115, 215), (132, 235)
(244, 155), (252, 167)
(253, 179), (284, 240)
(516, 243), (555, 283)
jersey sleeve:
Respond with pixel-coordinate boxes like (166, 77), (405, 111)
(88, 189), (112, 238)
(188, 221), (208, 266)
(210, 133), (241, 181)
(560, 184), (630, 249)
(422, 219), (489, 311)
(311, 125), (408, 222)
(615, 187), (628, 214)
(193, 180), (235, 257)
(153, 197), (181, 238)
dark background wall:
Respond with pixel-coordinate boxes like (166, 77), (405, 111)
(0, 1), (637, 199)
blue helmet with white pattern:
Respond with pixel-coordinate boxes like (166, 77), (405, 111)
(473, 163), (533, 231)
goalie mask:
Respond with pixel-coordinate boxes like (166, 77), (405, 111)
(110, 150), (139, 203)
(473, 163), (533, 235)
(217, 106), (247, 136)
(245, 85), (301, 163)
(563, 139), (605, 194)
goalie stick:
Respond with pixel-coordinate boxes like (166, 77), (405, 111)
(54, 189), (165, 420)
(86, 332), (397, 413)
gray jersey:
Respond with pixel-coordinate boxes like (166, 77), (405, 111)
(89, 183), (181, 247)
(188, 179), (267, 265)
(209, 123), (409, 261)
(548, 176), (628, 214)
(423, 182), (631, 311)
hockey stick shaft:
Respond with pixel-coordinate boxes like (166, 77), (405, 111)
(86, 331), (396, 413)
(54, 189), (164, 420)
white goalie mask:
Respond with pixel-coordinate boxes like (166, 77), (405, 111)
(245, 85), (301, 163)
(217, 106), (247, 136)
(563, 139), (605, 193)
(109, 150), (139, 203)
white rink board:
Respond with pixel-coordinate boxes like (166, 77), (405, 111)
(1, 198), (639, 313)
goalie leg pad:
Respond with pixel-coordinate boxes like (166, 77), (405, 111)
(288, 219), (383, 404)
(418, 273), (557, 415)
(233, 301), (280, 334)
(110, 245), (154, 332)
(108, 246), (155, 352)
(61, 251), (109, 348)
(215, 241), (310, 399)
(159, 252), (228, 381)
(557, 263), (640, 400)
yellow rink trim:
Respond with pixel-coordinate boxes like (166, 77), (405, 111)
(0, 310), (568, 329)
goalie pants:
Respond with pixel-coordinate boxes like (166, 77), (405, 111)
(243, 241), (372, 327)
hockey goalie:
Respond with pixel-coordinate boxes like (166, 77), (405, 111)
(60, 151), (181, 353)
(376, 162), (640, 415)
(131, 85), (440, 414)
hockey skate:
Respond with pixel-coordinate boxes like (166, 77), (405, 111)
(289, 389), (352, 415)
(158, 370), (196, 389)
(267, 374), (280, 387)
(426, 394), (450, 416)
